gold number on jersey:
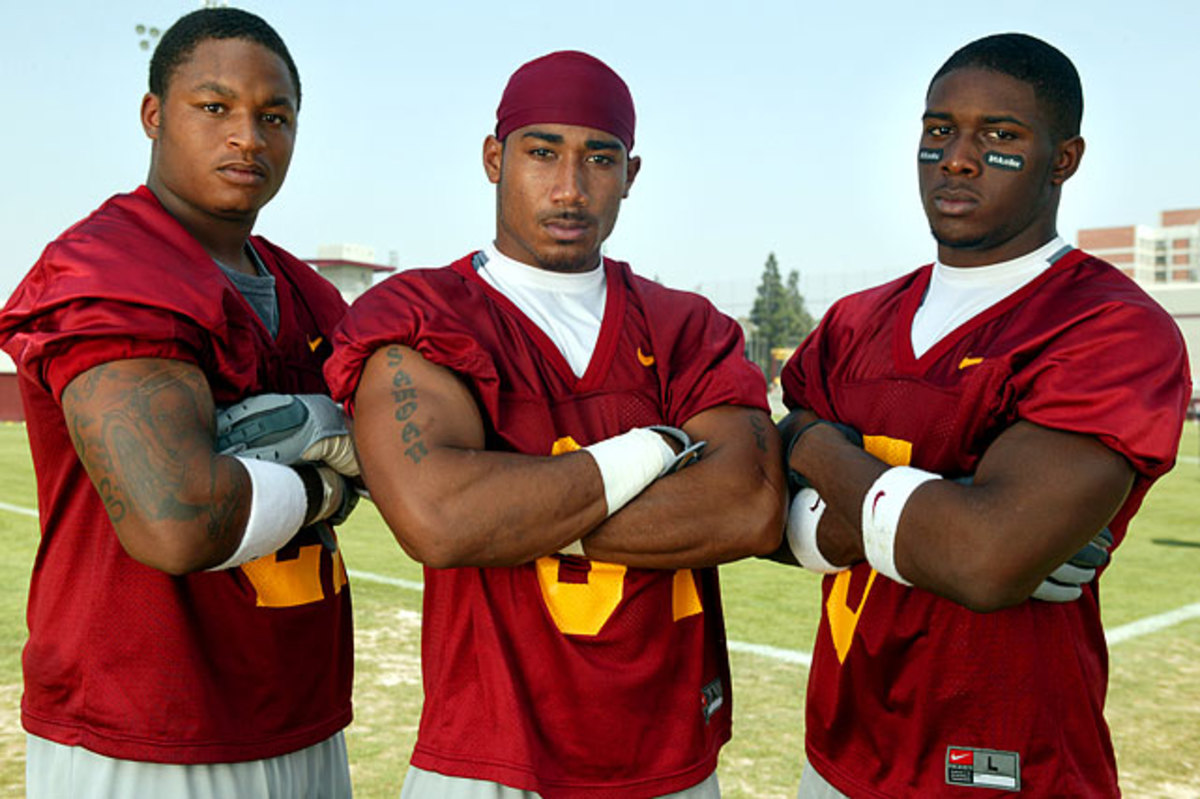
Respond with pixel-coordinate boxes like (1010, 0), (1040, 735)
(825, 434), (912, 663)
(239, 542), (347, 608)
(535, 436), (703, 636)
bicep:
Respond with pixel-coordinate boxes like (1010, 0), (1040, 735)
(973, 420), (1134, 556)
(60, 358), (248, 572)
(352, 345), (486, 534)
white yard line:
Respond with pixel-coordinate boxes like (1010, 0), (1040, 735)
(1, 501), (1196, 662)
(0, 502), (36, 519)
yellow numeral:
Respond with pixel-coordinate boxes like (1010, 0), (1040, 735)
(825, 433), (913, 663)
(240, 544), (332, 608)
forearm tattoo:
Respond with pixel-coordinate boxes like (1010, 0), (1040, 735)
(385, 346), (428, 464)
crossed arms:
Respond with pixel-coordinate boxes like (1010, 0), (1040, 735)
(780, 408), (1134, 611)
(352, 344), (787, 570)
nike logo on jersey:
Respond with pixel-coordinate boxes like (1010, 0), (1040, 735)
(949, 750), (974, 764)
(308, 336), (324, 352)
(637, 347), (655, 367)
(958, 356), (984, 369)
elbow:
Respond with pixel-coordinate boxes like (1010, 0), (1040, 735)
(936, 559), (1038, 613)
(720, 472), (787, 561)
(118, 526), (226, 576)
(379, 500), (471, 569)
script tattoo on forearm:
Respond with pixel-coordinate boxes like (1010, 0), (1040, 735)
(750, 413), (769, 454)
(385, 346), (428, 464)
(64, 362), (245, 540)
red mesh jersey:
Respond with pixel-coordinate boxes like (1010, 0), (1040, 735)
(782, 250), (1190, 798)
(0, 187), (353, 763)
(327, 255), (767, 798)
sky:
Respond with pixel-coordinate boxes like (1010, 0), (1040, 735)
(3, 0), (1198, 317)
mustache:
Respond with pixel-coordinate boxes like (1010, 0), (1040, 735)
(539, 210), (596, 225)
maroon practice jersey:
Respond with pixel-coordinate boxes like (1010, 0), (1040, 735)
(782, 250), (1190, 797)
(0, 187), (353, 763)
(327, 254), (767, 798)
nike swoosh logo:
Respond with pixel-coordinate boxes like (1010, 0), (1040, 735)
(958, 356), (984, 369)
(949, 752), (972, 763)
(637, 347), (655, 367)
(308, 336), (324, 352)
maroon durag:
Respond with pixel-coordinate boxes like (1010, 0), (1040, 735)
(495, 50), (636, 152)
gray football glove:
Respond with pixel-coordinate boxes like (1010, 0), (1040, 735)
(1031, 527), (1113, 603)
(216, 394), (360, 477)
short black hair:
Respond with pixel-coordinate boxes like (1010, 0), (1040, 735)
(929, 33), (1082, 140)
(149, 8), (301, 109)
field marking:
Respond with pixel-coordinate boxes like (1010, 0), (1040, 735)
(0, 502), (37, 519)
(0, 501), (1195, 662)
(1105, 602), (1200, 646)
(1179, 454), (1199, 465)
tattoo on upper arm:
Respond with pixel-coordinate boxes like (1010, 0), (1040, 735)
(385, 346), (427, 464)
(750, 414), (770, 453)
(64, 363), (245, 538)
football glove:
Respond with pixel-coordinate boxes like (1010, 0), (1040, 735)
(1031, 527), (1113, 603)
(649, 425), (706, 477)
(786, 419), (863, 495)
(217, 394), (360, 477)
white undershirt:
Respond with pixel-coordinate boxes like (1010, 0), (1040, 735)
(910, 237), (1070, 357)
(476, 245), (607, 377)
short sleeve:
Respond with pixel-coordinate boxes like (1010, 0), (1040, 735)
(3, 293), (205, 403)
(1015, 300), (1190, 478)
(326, 268), (500, 412)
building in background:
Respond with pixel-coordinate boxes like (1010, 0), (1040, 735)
(1079, 209), (1200, 414)
(307, 243), (396, 305)
(1079, 209), (1200, 284)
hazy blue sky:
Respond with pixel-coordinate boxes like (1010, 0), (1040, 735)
(3, 0), (1197, 316)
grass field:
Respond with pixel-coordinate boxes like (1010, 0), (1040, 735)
(0, 422), (1197, 797)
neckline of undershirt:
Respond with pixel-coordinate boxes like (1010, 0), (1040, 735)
(931, 236), (1069, 287)
(481, 244), (605, 294)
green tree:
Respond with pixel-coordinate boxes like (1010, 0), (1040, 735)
(750, 252), (814, 352)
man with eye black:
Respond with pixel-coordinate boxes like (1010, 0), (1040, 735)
(0, 8), (355, 798)
(775, 33), (1189, 798)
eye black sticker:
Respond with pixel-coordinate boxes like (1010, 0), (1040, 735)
(918, 148), (944, 163)
(983, 152), (1024, 171)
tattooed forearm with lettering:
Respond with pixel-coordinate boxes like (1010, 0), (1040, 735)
(62, 358), (251, 573)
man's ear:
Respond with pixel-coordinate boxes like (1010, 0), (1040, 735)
(483, 135), (503, 185)
(622, 155), (642, 199)
(1051, 135), (1084, 186)
(141, 92), (163, 141)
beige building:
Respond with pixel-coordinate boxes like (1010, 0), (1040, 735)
(1079, 209), (1200, 285)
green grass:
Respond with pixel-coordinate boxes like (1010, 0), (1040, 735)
(0, 421), (1197, 797)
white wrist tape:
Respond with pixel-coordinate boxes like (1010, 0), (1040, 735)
(860, 465), (939, 586)
(584, 428), (675, 517)
(786, 488), (846, 574)
(209, 456), (307, 570)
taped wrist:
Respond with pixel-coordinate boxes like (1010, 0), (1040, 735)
(786, 488), (847, 574)
(209, 456), (306, 570)
(860, 465), (939, 586)
(584, 428), (675, 517)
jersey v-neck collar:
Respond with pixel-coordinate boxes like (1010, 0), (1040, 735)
(892, 248), (1087, 371)
(454, 252), (627, 392)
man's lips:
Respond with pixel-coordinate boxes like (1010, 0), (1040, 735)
(931, 188), (980, 216)
(217, 162), (267, 185)
(542, 216), (593, 241)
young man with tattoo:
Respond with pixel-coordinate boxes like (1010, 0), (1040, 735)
(0, 9), (356, 798)
(325, 51), (787, 797)
(777, 34), (1190, 797)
